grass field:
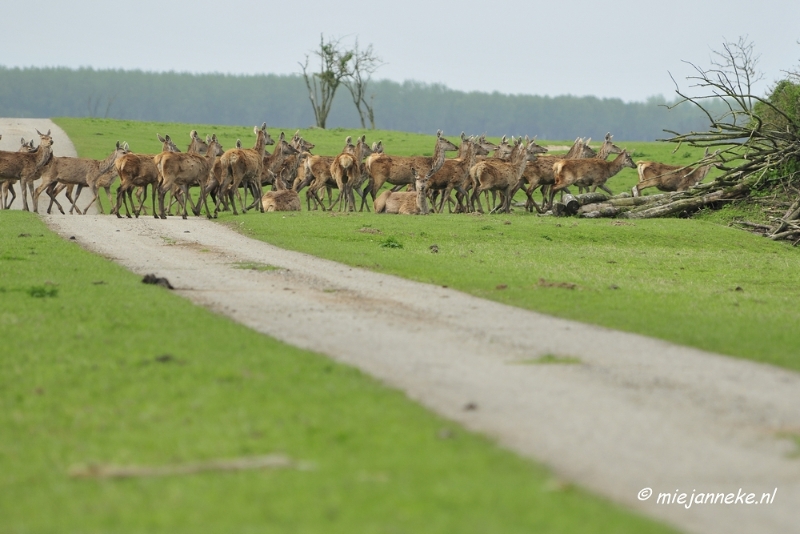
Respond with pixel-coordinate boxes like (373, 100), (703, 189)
(0, 210), (678, 533)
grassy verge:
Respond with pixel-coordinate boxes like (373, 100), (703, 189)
(0, 210), (676, 533)
(221, 210), (800, 372)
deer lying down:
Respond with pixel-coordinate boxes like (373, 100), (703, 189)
(633, 148), (719, 197)
(374, 168), (429, 215)
(261, 171), (300, 212)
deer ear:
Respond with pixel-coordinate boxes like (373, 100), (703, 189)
(280, 132), (286, 140)
(157, 134), (166, 142)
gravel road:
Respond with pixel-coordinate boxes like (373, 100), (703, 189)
(6, 119), (800, 534)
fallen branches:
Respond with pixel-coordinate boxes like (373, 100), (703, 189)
(68, 454), (312, 479)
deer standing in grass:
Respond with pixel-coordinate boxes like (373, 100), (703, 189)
(1, 137), (37, 209)
(301, 137), (356, 210)
(633, 148), (719, 197)
(258, 132), (300, 195)
(0, 129), (54, 212)
(472, 137), (547, 213)
(374, 167), (430, 215)
(330, 135), (374, 212)
(548, 149), (636, 208)
(429, 134), (494, 213)
(114, 134), (180, 218)
(35, 141), (130, 214)
(521, 134), (621, 211)
(216, 123), (273, 216)
(155, 135), (223, 219)
(367, 131), (458, 204)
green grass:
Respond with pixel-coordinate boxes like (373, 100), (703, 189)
(0, 210), (678, 533)
(221, 211), (800, 372)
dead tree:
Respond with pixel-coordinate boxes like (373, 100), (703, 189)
(572, 37), (800, 243)
(341, 39), (383, 129)
(299, 35), (354, 129)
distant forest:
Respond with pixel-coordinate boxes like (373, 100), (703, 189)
(0, 66), (721, 141)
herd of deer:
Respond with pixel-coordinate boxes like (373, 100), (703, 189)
(0, 126), (720, 218)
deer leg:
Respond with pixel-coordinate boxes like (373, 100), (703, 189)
(45, 182), (64, 215)
(598, 184), (614, 196)
(3, 182), (16, 209)
(70, 184), (85, 215)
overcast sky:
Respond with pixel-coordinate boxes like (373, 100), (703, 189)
(3, 0), (799, 102)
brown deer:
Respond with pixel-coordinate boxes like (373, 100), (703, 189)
(187, 130), (209, 154)
(275, 131), (315, 188)
(216, 123), (273, 216)
(301, 137), (356, 211)
(633, 148), (719, 197)
(1, 137), (38, 209)
(520, 135), (619, 211)
(155, 135), (223, 219)
(35, 141), (130, 215)
(330, 135), (374, 212)
(82, 143), (131, 215)
(261, 165), (301, 212)
(472, 137), (547, 213)
(374, 167), (430, 215)
(428, 134), (489, 213)
(549, 149), (636, 208)
(0, 129), (54, 212)
(367, 130), (458, 204)
(114, 134), (180, 218)
(259, 132), (300, 193)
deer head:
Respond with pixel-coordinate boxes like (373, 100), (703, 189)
(527, 135), (548, 156)
(36, 129), (54, 149)
(157, 134), (180, 152)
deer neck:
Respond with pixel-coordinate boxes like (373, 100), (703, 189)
(416, 185), (429, 215)
(606, 151), (629, 176)
(429, 140), (449, 176)
(36, 144), (53, 170)
(253, 131), (267, 156)
(99, 148), (122, 174)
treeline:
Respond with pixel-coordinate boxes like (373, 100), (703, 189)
(0, 66), (721, 140)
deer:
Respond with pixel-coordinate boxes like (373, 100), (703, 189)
(301, 137), (356, 211)
(258, 132), (300, 195)
(1, 137), (38, 209)
(261, 163), (301, 212)
(155, 135), (224, 219)
(215, 123), (273, 216)
(187, 130), (209, 154)
(472, 137), (547, 214)
(374, 167), (430, 215)
(367, 130), (458, 205)
(275, 131), (315, 188)
(114, 134), (180, 218)
(632, 148), (719, 197)
(34, 141), (130, 215)
(0, 129), (54, 212)
(427, 134), (490, 213)
(519, 134), (620, 212)
(330, 135), (374, 212)
(548, 149), (636, 208)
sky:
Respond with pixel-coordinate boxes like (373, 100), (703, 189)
(3, 0), (799, 103)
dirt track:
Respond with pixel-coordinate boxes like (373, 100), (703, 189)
(7, 120), (800, 534)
